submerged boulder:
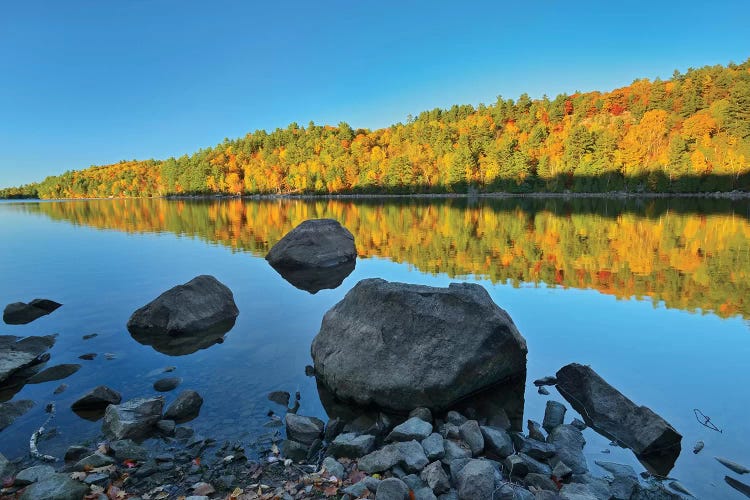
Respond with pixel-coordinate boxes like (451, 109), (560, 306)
(311, 278), (527, 412)
(3, 299), (61, 325)
(272, 260), (355, 294)
(555, 363), (681, 475)
(27, 364), (81, 384)
(266, 219), (357, 269)
(0, 335), (56, 385)
(0, 399), (35, 431)
(127, 275), (239, 355)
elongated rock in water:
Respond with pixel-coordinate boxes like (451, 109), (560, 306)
(669, 480), (694, 497)
(693, 440), (704, 454)
(555, 363), (681, 475)
(716, 456), (750, 474)
(725, 476), (750, 498)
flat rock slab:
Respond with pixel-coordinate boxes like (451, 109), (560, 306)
(0, 335), (56, 384)
(555, 363), (681, 475)
(27, 364), (81, 384)
(3, 299), (61, 325)
(0, 399), (34, 431)
(266, 218), (357, 269)
(312, 278), (527, 412)
(102, 396), (165, 440)
(18, 472), (87, 500)
(127, 275), (239, 355)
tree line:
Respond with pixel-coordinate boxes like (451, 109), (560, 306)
(3, 58), (750, 198)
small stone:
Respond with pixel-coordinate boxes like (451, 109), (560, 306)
(324, 417), (345, 442)
(153, 377), (182, 392)
(442, 439), (471, 462)
(78, 353), (97, 360)
(64, 445), (90, 463)
(456, 459), (496, 500)
(533, 376), (557, 386)
(512, 433), (556, 460)
(538, 386), (550, 395)
(285, 413), (324, 445)
(17, 473), (87, 500)
(548, 424), (588, 474)
(458, 420), (484, 456)
(281, 439), (310, 462)
(156, 419), (176, 435)
(192, 481), (216, 496)
(445, 411), (467, 426)
(72, 386), (122, 411)
(481, 426), (514, 459)
(571, 418), (587, 431)
(164, 390), (203, 422)
(83, 473), (109, 486)
(328, 432), (376, 458)
(359, 440), (429, 473)
(322, 456), (345, 479)
(73, 452), (115, 471)
(53, 384), (67, 395)
(268, 391), (290, 406)
(421, 433), (445, 461)
(110, 439), (148, 462)
(420, 460), (450, 494)
(542, 400), (567, 432)
(376, 477), (409, 500)
(83, 333), (98, 340)
(410, 407), (433, 424)
(552, 461), (573, 480)
(527, 420), (546, 441)
(440, 422), (460, 440)
(387, 417), (433, 442)
(524, 472), (559, 491)
(693, 440), (704, 454)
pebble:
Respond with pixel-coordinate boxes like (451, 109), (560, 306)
(693, 440), (704, 454)
(82, 333), (98, 340)
(538, 386), (550, 395)
(79, 353), (97, 360)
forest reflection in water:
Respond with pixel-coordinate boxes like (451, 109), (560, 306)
(18, 196), (750, 319)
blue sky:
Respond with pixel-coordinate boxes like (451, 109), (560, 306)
(1, 0), (749, 187)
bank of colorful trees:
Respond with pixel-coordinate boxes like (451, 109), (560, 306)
(3, 59), (750, 198)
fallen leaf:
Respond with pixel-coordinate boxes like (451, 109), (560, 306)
(323, 485), (338, 497)
(123, 459), (137, 469)
(192, 457), (201, 466)
(230, 486), (244, 498)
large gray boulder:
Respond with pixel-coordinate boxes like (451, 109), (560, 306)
(266, 219), (356, 269)
(163, 390), (203, 422)
(555, 363), (682, 474)
(127, 275), (239, 355)
(311, 279), (527, 412)
(18, 473), (87, 500)
(102, 396), (164, 440)
(0, 335), (56, 384)
(3, 299), (61, 325)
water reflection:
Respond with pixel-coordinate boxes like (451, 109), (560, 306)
(16, 197), (750, 320)
(270, 260), (356, 294)
(127, 319), (236, 356)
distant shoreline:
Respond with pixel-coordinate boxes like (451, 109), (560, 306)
(4, 190), (750, 202)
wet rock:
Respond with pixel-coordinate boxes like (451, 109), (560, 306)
(53, 384), (67, 394)
(481, 426), (514, 459)
(73, 452), (115, 471)
(388, 417), (433, 442)
(110, 439), (148, 462)
(3, 299), (61, 325)
(328, 432), (376, 458)
(102, 396), (165, 440)
(164, 390), (203, 422)
(458, 420), (484, 456)
(421, 460), (450, 494)
(14, 465), (56, 486)
(410, 407), (433, 423)
(511, 433), (556, 460)
(71, 386), (122, 411)
(548, 424), (588, 474)
(127, 275), (239, 356)
(534, 376), (557, 386)
(542, 400), (566, 432)
(595, 461), (639, 499)
(156, 419), (176, 435)
(552, 460), (573, 480)
(27, 363), (81, 384)
(322, 456), (345, 479)
(359, 440), (429, 473)
(376, 477), (409, 500)
(440, 423), (460, 440)
(0, 399), (34, 431)
(527, 420), (546, 441)
(82, 333), (98, 340)
(495, 484), (535, 500)
(18, 473), (87, 500)
(285, 413), (324, 445)
(0, 452), (13, 478)
(266, 219), (356, 269)
(421, 433), (445, 461)
(524, 472), (558, 491)
(311, 279), (527, 411)
(342, 480), (370, 498)
(153, 377), (182, 392)
(725, 476), (750, 498)
(0, 335), (56, 384)
(63, 446), (89, 463)
(324, 417), (345, 442)
(716, 456), (750, 474)
(414, 487), (438, 500)
(78, 353), (96, 360)
(446, 411), (467, 426)
(555, 363), (682, 474)
(503, 454), (528, 477)
(456, 459), (495, 500)
(692, 440), (704, 454)
(538, 386), (550, 395)
(442, 440), (471, 462)
(559, 482), (603, 500)
(268, 391), (290, 406)
(83, 473), (109, 486)
(281, 439), (309, 462)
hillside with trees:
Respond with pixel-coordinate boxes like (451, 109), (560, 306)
(3, 59), (750, 198)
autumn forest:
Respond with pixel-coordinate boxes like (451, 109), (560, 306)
(2, 59), (750, 199)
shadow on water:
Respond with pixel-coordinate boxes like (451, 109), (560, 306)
(127, 319), (237, 356)
(269, 260), (356, 294)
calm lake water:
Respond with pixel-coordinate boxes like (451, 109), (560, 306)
(1, 197), (749, 498)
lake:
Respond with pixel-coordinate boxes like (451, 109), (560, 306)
(1, 197), (749, 498)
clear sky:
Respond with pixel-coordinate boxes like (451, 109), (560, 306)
(1, 0), (749, 187)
